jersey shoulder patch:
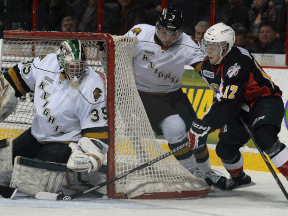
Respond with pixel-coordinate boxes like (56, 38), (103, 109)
(38, 55), (47, 61)
(236, 46), (252, 59)
(78, 69), (106, 104)
(131, 27), (142, 36)
(93, 87), (103, 102)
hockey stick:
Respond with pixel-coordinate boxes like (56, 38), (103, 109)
(239, 116), (288, 200)
(36, 139), (192, 201)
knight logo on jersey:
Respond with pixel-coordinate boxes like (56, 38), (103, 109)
(227, 63), (241, 78)
(39, 55), (47, 61)
(93, 88), (102, 102)
(131, 28), (142, 36)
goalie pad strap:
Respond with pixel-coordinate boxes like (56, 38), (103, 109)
(0, 139), (9, 149)
(16, 156), (67, 172)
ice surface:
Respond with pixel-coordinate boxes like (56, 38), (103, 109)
(1, 167), (288, 216)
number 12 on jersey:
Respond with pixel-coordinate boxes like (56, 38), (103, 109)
(223, 85), (238, 99)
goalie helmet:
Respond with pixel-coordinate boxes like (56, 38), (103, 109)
(203, 22), (235, 64)
(155, 7), (184, 47)
(57, 39), (87, 87)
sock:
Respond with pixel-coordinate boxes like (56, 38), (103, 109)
(194, 145), (211, 173)
(222, 153), (244, 178)
(270, 146), (288, 180)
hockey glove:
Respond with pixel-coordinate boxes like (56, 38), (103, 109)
(189, 118), (212, 149)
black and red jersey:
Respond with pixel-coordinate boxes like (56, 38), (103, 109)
(199, 46), (282, 130)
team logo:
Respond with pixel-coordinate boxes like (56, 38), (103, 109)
(203, 70), (214, 79)
(44, 76), (54, 84)
(252, 116), (265, 127)
(38, 55), (47, 61)
(93, 88), (102, 102)
(227, 63), (241, 78)
(144, 50), (155, 56)
(210, 83), (220, 93)
(63, 196), (72, 201)
(131, 28), (142, 36)
(221, 29), (232, 34)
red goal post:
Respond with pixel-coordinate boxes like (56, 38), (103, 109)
(0, 31), (209, 199)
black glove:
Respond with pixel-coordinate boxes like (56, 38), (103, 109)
(189, 118), (212, 149)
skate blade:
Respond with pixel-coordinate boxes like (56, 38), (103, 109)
(234, 181), (256, 189)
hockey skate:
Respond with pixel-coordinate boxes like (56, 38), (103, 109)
(206, 169), (227, 189)
(192, 169), (213, 186)
(225, 171), (253, 190)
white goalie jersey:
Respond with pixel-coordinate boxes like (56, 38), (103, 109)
(125, 24), (206, 93)
(4, 53), (108, 143)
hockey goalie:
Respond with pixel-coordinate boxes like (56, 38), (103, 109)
(0, 39), (108, 199)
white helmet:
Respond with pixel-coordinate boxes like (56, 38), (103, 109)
(57, 39), (87, 87)
(203, 23), (235, 64)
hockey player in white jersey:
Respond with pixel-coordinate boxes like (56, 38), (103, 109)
(0, 39), (108, 198)
(125, 7), (227, 189)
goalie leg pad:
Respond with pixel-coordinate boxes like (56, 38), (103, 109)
(10, 156), (67, 197)
(0, 139), (13, 172)
(0, 77), (18, 122)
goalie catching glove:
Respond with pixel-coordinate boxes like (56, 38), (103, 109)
(67, 137), (106, 173)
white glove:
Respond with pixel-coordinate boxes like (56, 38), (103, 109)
(67, 137), (105, 173)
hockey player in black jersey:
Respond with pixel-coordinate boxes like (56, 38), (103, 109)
(190, 22), (288, 189)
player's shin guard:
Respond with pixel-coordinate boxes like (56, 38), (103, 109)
(10, 156), (67, 197)
(193, 144), (211, 173)
(266, 141), (288, 181)
(222, 152), (251, 190)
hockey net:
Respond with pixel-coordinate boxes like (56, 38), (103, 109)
(0, 31), (209, 199)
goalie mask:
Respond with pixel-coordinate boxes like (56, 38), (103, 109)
(57, 39), (87, 87)
(202, 23), (235, 65)
(155, 7), (184, 48)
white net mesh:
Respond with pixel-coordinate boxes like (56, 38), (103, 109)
(108, 36), (208, 198)
(0, 33), (208, 199)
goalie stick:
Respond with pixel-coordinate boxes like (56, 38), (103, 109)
(239, 117), (288, 201)
(36, 139), (194, 201)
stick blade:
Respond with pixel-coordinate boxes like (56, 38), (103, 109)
(35, 192), (59, 200)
